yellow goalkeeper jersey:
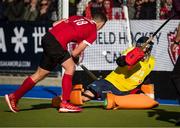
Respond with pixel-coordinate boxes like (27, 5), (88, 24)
(105, 56), (155, 91)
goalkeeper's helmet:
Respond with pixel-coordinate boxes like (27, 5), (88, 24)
(136, 36), (153, 52)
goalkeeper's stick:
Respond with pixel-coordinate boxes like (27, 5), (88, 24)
(67, 42), (98, 81)
(141, 14), (176, 50)
(79, 64), (98, 81)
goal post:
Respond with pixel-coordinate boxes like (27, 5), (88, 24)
(57, 0), (69, 77)
(57, 0), (69, 19)
(123, 0), (132, 47)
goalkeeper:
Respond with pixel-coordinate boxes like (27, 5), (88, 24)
(53, 36), (158, 109)
(80, 36), (155, 102)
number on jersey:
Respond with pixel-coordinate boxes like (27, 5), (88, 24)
(73, 18), (88, 26)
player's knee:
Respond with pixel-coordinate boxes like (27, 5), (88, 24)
(31, 69), (49, 82)
(31, 73), (44, 83)
(64, 65), (76, 75)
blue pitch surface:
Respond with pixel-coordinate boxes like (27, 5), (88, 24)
(0, 84), (61, 99)
(0, 84), (179, 105)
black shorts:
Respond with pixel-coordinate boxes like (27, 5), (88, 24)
(39, 32), (71, 71)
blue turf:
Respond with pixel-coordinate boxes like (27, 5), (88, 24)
(0, 84), (61, 98)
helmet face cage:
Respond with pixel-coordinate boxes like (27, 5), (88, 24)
(136, 36), (149, 47)
(135, 36), (153, 52)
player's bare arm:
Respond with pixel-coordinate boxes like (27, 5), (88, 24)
(71, 41), (88, 57)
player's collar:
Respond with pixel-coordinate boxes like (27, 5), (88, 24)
(84, 17), (97, 25)
(91, 20), (97, 25)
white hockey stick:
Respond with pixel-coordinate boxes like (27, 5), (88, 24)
(123, 0), (132, 47)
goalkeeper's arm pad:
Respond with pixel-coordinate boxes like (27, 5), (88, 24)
(125, 47), (145, 66)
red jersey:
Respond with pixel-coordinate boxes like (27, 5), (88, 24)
(49, 16), (97, 50)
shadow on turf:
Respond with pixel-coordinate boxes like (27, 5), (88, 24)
(4, 103), (53, 113)
(147, 108), (180, 126)
(4, 102), (104, 113)
(22, 103), (52, 111)
(21, 103), (104, 111)
(82, 105), (103, 109)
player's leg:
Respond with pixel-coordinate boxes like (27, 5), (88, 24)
(59, 58), (82, 112)
(82, 79), (124, 102)
(40, 32), (82, 112)
(5, 67), (50, 113)
(69, 79), (128, 105)
(5, 55), (52, 113)
(61, 58), (75, 102)
(82, 79), (104, 102)
(5, 32), (55, 113)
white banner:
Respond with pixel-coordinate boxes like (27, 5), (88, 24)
(78, 20), (180, 71)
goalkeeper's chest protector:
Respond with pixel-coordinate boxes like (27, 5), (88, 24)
(105, 56), (155, 91)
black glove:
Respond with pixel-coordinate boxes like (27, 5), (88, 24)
(116, 55), (127, 67)
(72, 56), (79, 64)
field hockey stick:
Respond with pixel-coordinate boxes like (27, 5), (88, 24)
(141, 14), (176, 50)
(79, 64), (98, 81)
(67, 42), (98, 81)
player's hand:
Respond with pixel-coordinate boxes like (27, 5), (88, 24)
(72, 56), (79, 65)
(125, 47), (145, 66)
(116, 55), (127, 67)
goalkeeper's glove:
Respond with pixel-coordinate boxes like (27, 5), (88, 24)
(125, 47), (145, 66)
(116, 55), (127, 67)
